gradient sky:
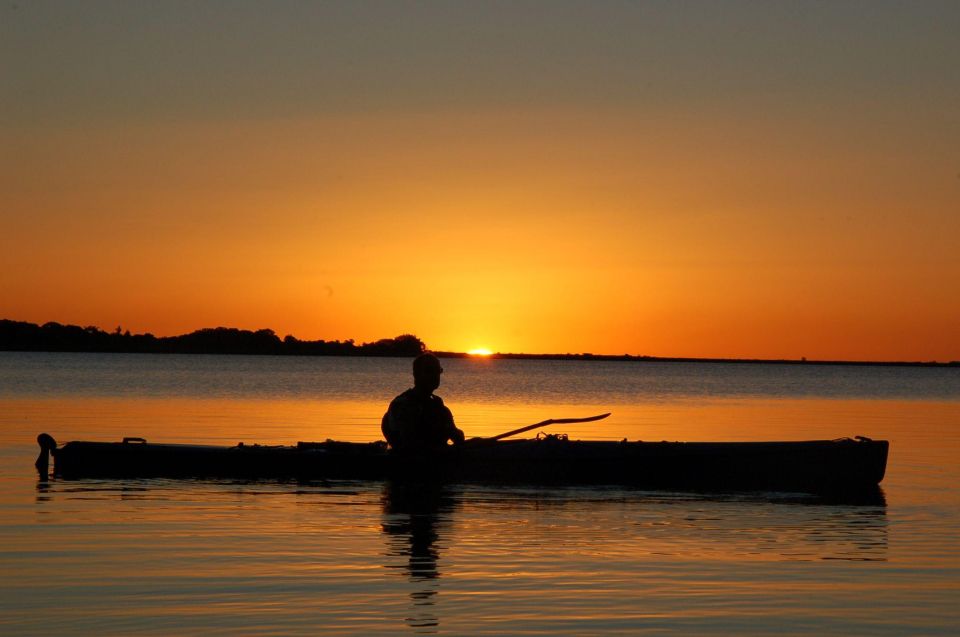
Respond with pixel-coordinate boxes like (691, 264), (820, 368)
(2, 1), (958, 360)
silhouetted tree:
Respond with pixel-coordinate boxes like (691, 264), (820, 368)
(359, 334), (425, 357)
(0, 319), (428, 358)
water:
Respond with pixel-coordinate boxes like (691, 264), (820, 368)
(4, 352), (958, 402)
(1, 352), (958, 635)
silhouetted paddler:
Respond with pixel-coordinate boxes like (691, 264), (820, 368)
(382, 353), (465, 452)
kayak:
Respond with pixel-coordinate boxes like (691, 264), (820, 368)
(36, 432), (888, 495)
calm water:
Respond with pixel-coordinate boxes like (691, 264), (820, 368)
(1, 352), (958, 635)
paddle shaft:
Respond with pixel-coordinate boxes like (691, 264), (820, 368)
(488, 413), (610, 442)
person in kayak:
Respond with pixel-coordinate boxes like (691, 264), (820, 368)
(382, 353), (466, 452)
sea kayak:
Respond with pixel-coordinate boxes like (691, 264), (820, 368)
(36, 433), (888, 494)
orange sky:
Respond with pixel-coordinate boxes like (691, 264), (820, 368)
(2, 3), (958, 361)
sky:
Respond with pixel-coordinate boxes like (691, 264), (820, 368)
(2, 1), (958, 361)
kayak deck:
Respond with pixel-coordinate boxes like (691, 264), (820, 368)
(37, 433), (889, 495)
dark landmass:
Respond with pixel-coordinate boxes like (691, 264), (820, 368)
(1, 318), (956, 367)
(0, 319), (424, 357)
(434, 351), (959, 368)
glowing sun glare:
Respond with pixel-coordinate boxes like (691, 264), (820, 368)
(467, 348), (494, 356)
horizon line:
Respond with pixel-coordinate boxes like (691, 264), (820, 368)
(2, 318), (957, 368)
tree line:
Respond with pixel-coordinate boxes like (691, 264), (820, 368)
(0, 319), (426, 357)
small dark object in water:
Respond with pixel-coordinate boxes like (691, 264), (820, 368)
(35, 433), (57, 479)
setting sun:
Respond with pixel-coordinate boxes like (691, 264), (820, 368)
(467, 348), (494, 357)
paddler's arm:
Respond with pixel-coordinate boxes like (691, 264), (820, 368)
(436, 399), (465, 445)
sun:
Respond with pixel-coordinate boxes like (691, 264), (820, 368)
(467, 347), (494, 356)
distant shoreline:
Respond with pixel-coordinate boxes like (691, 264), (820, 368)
(434, 351), (959, 368)
(1, 318), (956, 368)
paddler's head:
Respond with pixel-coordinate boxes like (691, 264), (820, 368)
(412, 353), (443, 393)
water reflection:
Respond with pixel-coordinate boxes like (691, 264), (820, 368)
(34, 480), (52, 503)
(633, 489), (890, 562)
(375, 481), (888, 634)
(381, 482), (458, 633)
(26, 476), (890, 634)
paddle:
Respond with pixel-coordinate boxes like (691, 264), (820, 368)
(485, 412), (611, 442)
